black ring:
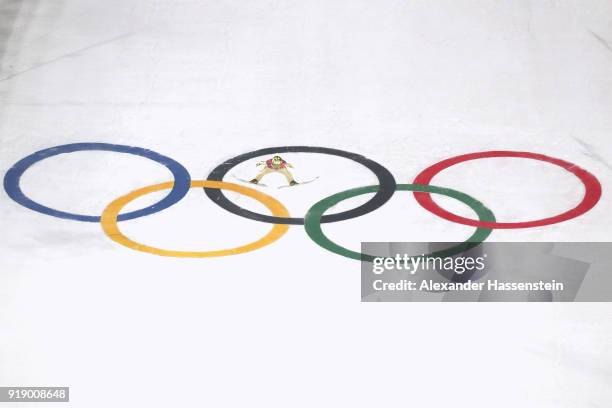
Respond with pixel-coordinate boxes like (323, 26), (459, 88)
(204, 146), (397, 225)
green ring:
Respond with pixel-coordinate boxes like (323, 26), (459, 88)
(304, 184), (496, 262)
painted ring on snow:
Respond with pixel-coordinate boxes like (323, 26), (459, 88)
(205, 146), (396, 225)
(101, 180), (290, 257)
(3, 143), (191, 222)
(412, 151), (602, 229)
(304, 184), (495, 262)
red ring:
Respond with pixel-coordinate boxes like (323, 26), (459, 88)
(413, 151), (602, 229)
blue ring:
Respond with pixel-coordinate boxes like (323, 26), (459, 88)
(3, 143), (191, 222)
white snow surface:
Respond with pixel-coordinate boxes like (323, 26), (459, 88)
(1, 1), (612, 407)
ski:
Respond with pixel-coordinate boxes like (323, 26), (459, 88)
(231, 174), (268, 187)
(278, 176), (319, 189)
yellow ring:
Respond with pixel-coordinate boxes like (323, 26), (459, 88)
(100, 180), (290, 257)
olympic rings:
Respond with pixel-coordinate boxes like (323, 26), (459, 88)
(101, 180), (290, 257)
(413, 151), (602, 229)
(205, 146), (396, 225)
(3, 144), (602, 259)
(3, 143), (191, 222)
(304, 184), (496, 262)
